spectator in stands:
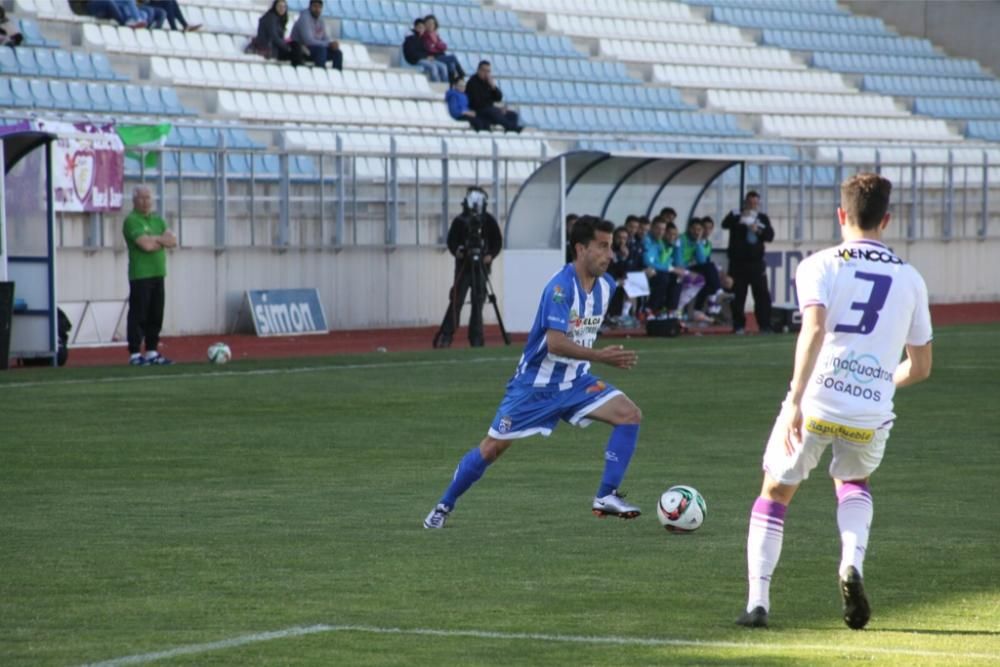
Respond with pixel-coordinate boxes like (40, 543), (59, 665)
(722, 190), (774, 334)
(466, 60), (524, 133)
(0, 8), (21, 46)
(123, 185), (176, 366)
(679, 217), (723, 320)
(421, 15), (464, 83)
(643, 218), (682, 317)
(291, 0), (343, 70)
(86, 0), (149, 29)
(403, 18), (449, 82)
(446, 79), (488, 131)
(251, 0), (304, 66)
(142, 0), (200, 31)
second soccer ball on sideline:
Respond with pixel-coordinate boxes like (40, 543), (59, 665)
(206, 342), (232, 365)
(656, 485), (707, 533)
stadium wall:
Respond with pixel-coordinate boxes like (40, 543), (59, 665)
(56, 239), (998, 335)
(844, 1), (1000, 75)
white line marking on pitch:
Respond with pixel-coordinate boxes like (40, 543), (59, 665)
(77, 623), (999, 666)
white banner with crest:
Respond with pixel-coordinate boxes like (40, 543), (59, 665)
(42, 120), (125, 213)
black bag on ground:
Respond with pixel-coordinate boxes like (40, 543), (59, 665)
(646, 318), (682, 338)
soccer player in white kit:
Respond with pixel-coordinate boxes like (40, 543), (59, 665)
(737, 174), (933, 630)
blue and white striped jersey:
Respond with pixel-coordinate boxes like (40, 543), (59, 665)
(509, 263), (616, 391)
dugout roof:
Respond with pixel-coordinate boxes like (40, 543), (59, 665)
(505, 150), (786, 248)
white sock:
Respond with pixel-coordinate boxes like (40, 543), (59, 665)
(747, 497), (787, 613)
(837, 482), (873, 578)
(145, 351), (159, 360)
(130, 352), (142, 360)
(622, 302), (632, 317)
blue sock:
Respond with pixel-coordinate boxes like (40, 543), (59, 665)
(440, 446), (491, 509)
(597, 424), (639, 498)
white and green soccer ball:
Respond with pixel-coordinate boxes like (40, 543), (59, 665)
(206, 342), (232, 365)
(656, 485), (707, 533)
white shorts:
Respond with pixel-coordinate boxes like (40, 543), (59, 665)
(762, 404), (890, 485)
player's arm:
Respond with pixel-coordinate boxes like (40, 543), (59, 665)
(544, 329), (636, 370)
(893, 343), (932, 388)
(783, 304), (827, 450)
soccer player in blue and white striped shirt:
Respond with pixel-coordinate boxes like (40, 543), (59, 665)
(424, 217), (645, 529)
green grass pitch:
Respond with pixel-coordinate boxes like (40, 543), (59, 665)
(1, 324), (998, 666)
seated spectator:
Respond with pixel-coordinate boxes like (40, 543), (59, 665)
(643, 218), (683, 317)
(466, 60), (523, 133)
(0, 7), (23, 46)
(421, 15), (464, 83)
(403, 18), (449, 82)
(136, 1), (166, 28)
(659, 207), (677, 225)
(142, 0), (200, 31)
(291, 0), (342, 70)
(445, 79), (488, 131)
(679, 217), (724, 320)
(86, 0), (148, 29)
(250, 0), (303, 66)
(608, 225), (643, 327)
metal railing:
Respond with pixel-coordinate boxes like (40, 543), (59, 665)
(58, 137), (999, 250)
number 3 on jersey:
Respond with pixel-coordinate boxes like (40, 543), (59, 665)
(834, 271), (893, 335)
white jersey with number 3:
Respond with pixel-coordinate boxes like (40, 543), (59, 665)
(795, 239), (933, 428)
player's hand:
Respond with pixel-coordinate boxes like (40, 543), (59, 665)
(483, 254), (493, 265)
(783, 403), (803, 455)
(597, 344), (637, 370)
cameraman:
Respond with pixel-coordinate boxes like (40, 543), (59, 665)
(433, 187), (503, 348)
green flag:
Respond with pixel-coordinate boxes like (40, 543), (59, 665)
(116, 123), (172, 169)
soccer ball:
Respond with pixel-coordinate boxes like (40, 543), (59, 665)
(656, 485), (707, 533)
(206, 342), (232, 364)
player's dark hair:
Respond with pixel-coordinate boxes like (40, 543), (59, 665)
(660, 207), (676, 218)
(687, 217), (703, 230)
(745, 190), (760, 201)
(841, 173), (892, 230)
(625, 215), (639, 225)
(570, 216), (614, 257)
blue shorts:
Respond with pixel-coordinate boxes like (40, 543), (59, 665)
(487, 375), (622, 440)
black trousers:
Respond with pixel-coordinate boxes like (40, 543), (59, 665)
(437, 260), (487, 346)
(476, 106), (520, 132)
(730, 260), (772, 332)
(127, 277), (165, 354)
(647, 271), (680, 313)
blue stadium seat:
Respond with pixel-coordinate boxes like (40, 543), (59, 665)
(34, 49), (59, 77)
(13, 48), (39, 77)
(48, 80), (73, 109)
(19, 18), (59, 47)
(90, 52), (125, 80)
(141, 86), (167, 114)
(105, 85), (131, 113)
(123, 85), (150, 114)
(0, 78), (15, 107)
(965, 121), (1000, 141)
(66, 81), (93, 111)
(160, 87), (189, 115)
(0, 47), (17, 74)
(28, 79), (55, 108)
(86, 82), (112, 111)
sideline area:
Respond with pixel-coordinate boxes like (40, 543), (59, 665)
(13, 302), (1000, 369)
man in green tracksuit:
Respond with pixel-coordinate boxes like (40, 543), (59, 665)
(122, 185), (177, 366)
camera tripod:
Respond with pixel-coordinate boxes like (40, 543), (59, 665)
(433, 252), (511, 348)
